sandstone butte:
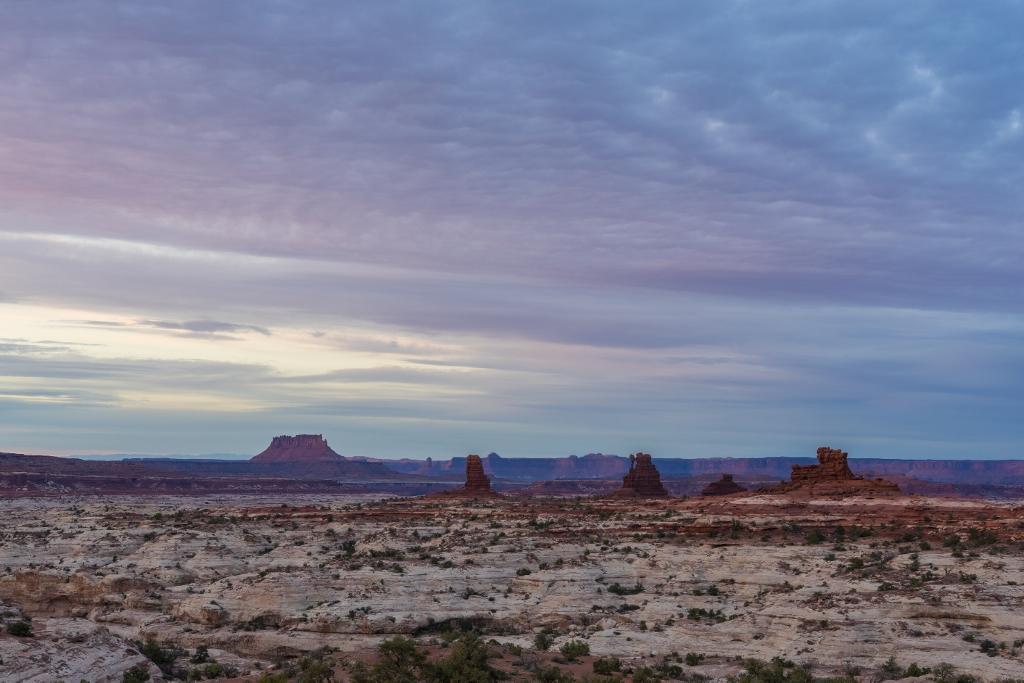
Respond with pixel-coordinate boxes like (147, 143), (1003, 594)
(764, 446), (901, 495)
(610, 452), (669, 497)
(432, 454), (501, 498)
(701, 473), (748, 496)
(250, 434), (342, 463)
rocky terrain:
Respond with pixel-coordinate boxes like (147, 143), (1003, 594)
(1, 490), (1023, 682)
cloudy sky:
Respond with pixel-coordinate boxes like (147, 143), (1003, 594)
(2, 1), (1022, 459)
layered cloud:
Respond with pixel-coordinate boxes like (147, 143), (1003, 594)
(0, 2), (1021, 457)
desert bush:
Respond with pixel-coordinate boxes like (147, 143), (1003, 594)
(967, 528), (997, 547)
(534, 628), (556, 651)
(559, 639), (590, 661)
(532, 665), (575, 682)
(607, 581), (644, 596)
(687, 607), (725, 622)
(138, 638), (179, 675)
(593, 656), (621, 674)
(122, 665), (150, 683)
(805, 530), (825, 544)
(294, 650), (335, 683)
(6, 620), (33, 637)
(632, 667), (662, 682)
(351, 633), (503, 683)
(735, 657), (815, 683)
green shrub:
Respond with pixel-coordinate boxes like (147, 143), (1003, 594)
(352, 633), (503, 683)
(593, 656), (621, 674)
(122, 665), (151, 683)
(425, 632), (503, 681)
(139, 639), (177, 674)
(632, 666), (662, 683)
(533, 665), (574, 682)
(256, 674), (289, 683)
(534, 629), (555, 651)
(559, 639), (590, 661)
(736, 657), (815, 683)
(805, 530), (825, 544)
(607, 581), (644, 596)
(6, 620), (32, 637)
(190, 645), (210, 664)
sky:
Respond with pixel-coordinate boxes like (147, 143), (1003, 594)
(1, 1), (1022, 459)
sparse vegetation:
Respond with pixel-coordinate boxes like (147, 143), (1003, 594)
(6, 620), (33, 637)
(558, 639), (590, 660)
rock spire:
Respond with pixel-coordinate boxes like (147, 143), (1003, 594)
(611, 452), (668, 497)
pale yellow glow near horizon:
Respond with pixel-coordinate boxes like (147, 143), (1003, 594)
(3, 302), (380, 371)
(0, 301), (478, 412)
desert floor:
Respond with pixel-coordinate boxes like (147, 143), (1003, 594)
(1, 493), (1022, 682)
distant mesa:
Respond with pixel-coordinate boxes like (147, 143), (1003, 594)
(432, 454), (501, 498)
(766, 446), (900, 495)
(251, 434), (342, 463)
(701, 473), (747, 496)
(611, 452), (668, 497)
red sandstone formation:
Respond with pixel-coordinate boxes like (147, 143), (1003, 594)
(766, 446), (900, 496)
(464, 454), (492, 492)
(791, 447), (856, 482)
(251, 434), (342, 463)
(611, 452), (668, 497)
(432, 454), (500, 498)
(701, 474), (748, 496)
